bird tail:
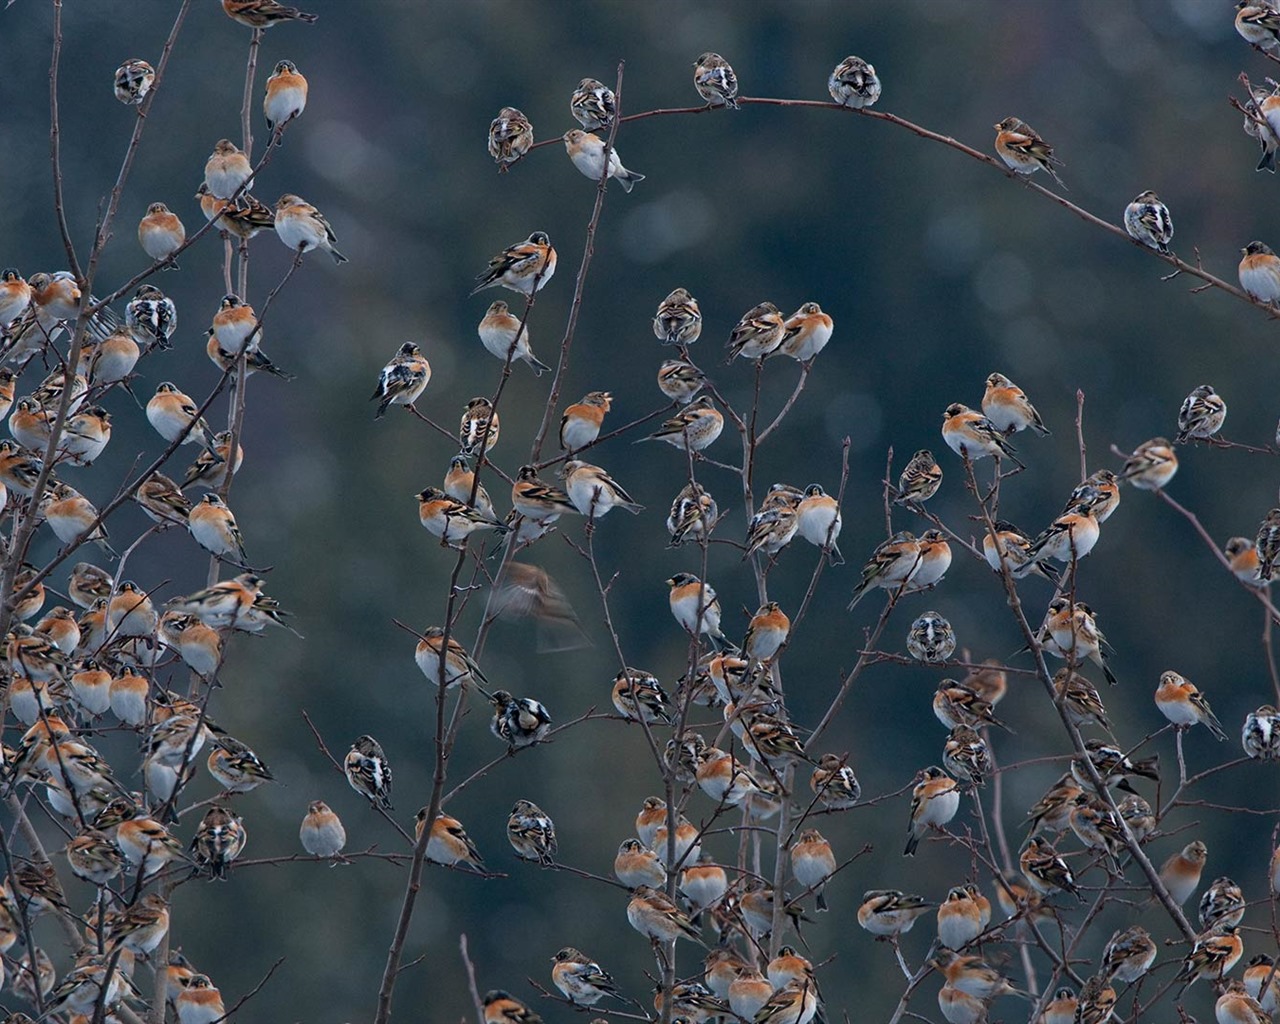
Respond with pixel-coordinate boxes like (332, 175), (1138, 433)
(618, 170), (645, 193)
(329, 248), (349, 265)
(528, 355), (552, 376)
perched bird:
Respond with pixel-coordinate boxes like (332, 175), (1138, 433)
(965, 661), (1009, 705)
(471, 231), (556, 295)
(1073, 977), (1117, 1024)
(725, 301), (786, 362)
(190, 805), (247, 880)
(478, 300), (550, 375)
(370, 342), (431, 419)
(563, 129), (645, 191)
(570, 77), (617, 130)
(188, 493), (250, 565)
(1239, 241), (1280, 304)
(65, 829), (125, 886)
(693, 52), (739, 109)
(667, 482), (720, 545)
(560, 390), (612, 450)
(137, 203), (186, 266)
(791, 828), (836, 911)
(1243, 955), (1280, 1013)
(1040, 988), (1079, 1024)
(1025, 494), (1102, 567)
(489, 691), (552, 750)
(857, 889), (934, 936)
(942, 403), (1018, 462)
(933, 680), (1006, 731)
(744, 601), (790, 662)
(993, 116), (1066, 188)
(982, 373), (1049, 435)
(1019, 837), (1081, 899)
(755, 979), (819, 1024)
(907, 610), (956, 663)
(418, 486), (506, 548)
(680, 853), (729, 915)
(828, 54), (881, 107)
(344, 735), (393, 810)
(564, 459), (643, 517)
(1074, 738), (1159, 795)
(743, 505), (799, 560)
(506, 798), (557, 865)
(87, 327), (141, 387)
(1038, 598), (1119, 686)
(1025, 772), (1084, 835)
(1242, 704), (1280, 759)
(1155, 670), (1228, 740)
(932, 948), (1027, 1000)
(275, 193), (347, 263)
(488, 107), (534, 169)
(222, 0), (317, 27)
(638, 396), (723, 451)
(614, 837), (666, 888)
(627, 884), (701, 943)
(263, 59), (307, 133)
(1118, 437), (1178, 491)
(1159, 840), (1209, 905)
(299, 800), (346, 858)
(795, 483), (843, 562)
(204, 139), (253, 199)
(511, 464), (578, 526)
(904, 766), (961, 856)
(114, 56), (156, 106)
(551, 947), (620, 1006)
(612, 668), (673, 724)
(458, 396), (500, 455)
(0, 269), (32, 327)
(126, 283), (178, 350)
(1101, 925), (1157, 984)
(1245, 86), (1280, 172)
(206, 738), (273, 793)
(895, 449), (943, 505)
(415, 625), (491, 690)
(182, 430), (243, 489)
(666, 572), (724, 641)
(847, 531), (922, 609)
(810, 753), (861, 809)
(1216, 980), (1270, 1024)
(727, 967), (775, 1021)
(1200, 876), (1247, 930)
(1124, 191), (1174, 254)
(482, 990), (541, 1024)
(420, 811), (487, 872)
(654, 288), (703, 347)
(1258, 508), (1280, 581)
(1176, 925), (1244, 987)
(943, 726), (992, 786)
(1176, 384), (1226, 443)
(1237, 1), (1280, 48)
(1053, 668), (1112, 730)
(937, 886), (986, 949)
(1225, 537), (1266, 587)
(779, 301), (834, 362)
(146, 382), (219, 455)
(443, 456), (495, 519)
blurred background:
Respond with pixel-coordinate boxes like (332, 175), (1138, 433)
(2, 1), (1279, 1021)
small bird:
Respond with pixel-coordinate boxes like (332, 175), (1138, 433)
(1118, 437), (1178, 490)
(1073, 977), (1118, 1024)
(755, 980), (819, 1024)
(627, 884), (701, 943)
(443, 455), (496, 520)
(563, 129), (645, 191)
(615, 837), (666, 888)
(471, 231), (556, 295)
(1053, 668), (1112, 730)
(506, 798), (557, 865)
(1019, 836), (1081, 899)
(560, 390), (612, 450)
(810, 752), (861, 808)
(907, 610), (956, 663)
(1124, 191), (1174, 254)
(727, 968), (775, 1022)
(459, 397), (500, 455)
(182, 429), (243, 489)
(828, 55), (881, 108)
(1200, 876), (1247, 930)
(420, 811), (487, 872)
(1074, 738), (1159, 794)
(744, 601), (790, 662)
(126, 283), (178, 349)
(1237, 1), (1280, 48)
(980, 520), (1055, 583)
(1038, 598), (1119, 686)
(478, 300), (551, 375)
(666, 482), (719, 545)
(857, 889), (934, 936)
(371, 342), (431, 419)
(190, 805), (247, 879)
(137, 203), (185, 266)
(1176, 925), (1244, 987)
(612, 668), (673, 724)
(1155, 670), (1228, 740)
(905, 766), (961, 856)
(188, 493), (250, 565)
(1040, 988), (1078, 1024)
(0, 269), (32, 327)
(222, 0), (317, 27)
(1101, 925), (1157, 984)
(942, 403), (1018, 462)
(275, 194), (347, 263)
(847, 531), (921, 609)
(934, 680), (1006, 732)
(1239, 240), (1280, 304)
(932, 948), (1027, 1001)
(680, 853), (730, 918)
(795, 483), (843, 562)
(1176, 384), (1226, 443)
(299, 800), (346, 858)
(146, 381), (218, 454)
(654, 287), (703, 347)
(415, 625), (491, 690)
(895, 449), (943, 505)
(564, 459), (643, 517)
(42, 483), (114, 554)
(1025, 772), (1084, 835)
(482, 991), (542, 1024)
(570, 77), (616, 130)
(510, 464), (578, 526)
(1242, 704), (1280, 759)
(344, 735), (393, 810)
(65, 829), (125, 886)
(982, 372), (1049, 435)
(779, 301), (834, 362)
(114, 57), (155, 105)
(943, 725), (991, 786)
(489, 691), (552, 750)
(1245, 86), (1280, 172)
(206, 737), (274, 793)
(1258, 508), (1280, 581)
(666, 572), (724, 641)
(638, 395), (723, 451)
(791, 828), (836, 911)
(1159, 840), (1209, 905)
(87, 326), (141, 386)
(1025, 496), (1102, 568)
(1225, 537), (1266, 588)
(726, 301), (786, 362)
(693, 51), (739, 109)
(488, 106), (534, 169)
(263, 59), (307, 133)
(936, 886), (985, 949)
(204, 139), (253, 199)
(551, 947), (620, 1006)
(993, 116), (1067, 188)
(1216, 980), (1270, 1024)
(1243, 955), (1280, 1013)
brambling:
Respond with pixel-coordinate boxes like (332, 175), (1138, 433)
(857, 889), (934, 936)
(1243, 955), (1279, 1013)
(795, 483), (843, 562)
(1216, 980), (1270, 1024)
(0, 439), (44, 496)
(206, 736), (273, 793)
(1073, 976), (1117, 1024)
(937, 984), (987, 1024)
(126, 284), (177, 351)
(1225, 537), (1266, 587)
(1237, 0), (1280, 47)
(475, 301), (549, 377)
(614, 837), (666, 888)
(568, 76), (617, 130)
(1242, 704), (1280, 759)
(418, 810), (487, 872)
(204, 139), (253, 200)
(415, 625), (491, 690)
(1053, 668), (1112, 730)
(964, 661), (1008, 705)
(942, 403), (1018, 461)
(1038, 598), (1119, 685)
(1075, 739), (1159, 793)
(1117, 436), (1178, 491)
(1159, 839), (1209, 904)
(907, 610), (956, 663)
(1244, 87), (1280, 171)
(199, 185), (275, 238)
(763, 481), (806, 510)
(905, 530), (951, 589)
(181, 430), (243, 489)
(1025, 496), (1101, 567)
(472, 230), (556, 295)
(895, 449), (943, 506)
(169, 614), (222, 677)
(737, 879), (786, 937)
(369, 341), (431, 419)
(264, 59), (306, 134)
(1258, 508), (1280, 580)
(114, 57), (154, 105)
(108, 666), (150, 725)
(779, 301), (834, 362)
(680, 854), (729, 914)
(116, 811), (187, 876)
(744, 601), (790, 663)
(627, 883), (701, 943)
(765, 946), (813, 992)
(667, 484), (720, 544)
(667, 572), (724, 641)
(1155, 670), (1228, 740)
(654, 287), (703, 348)
(905, 765), (961, 856)
(1068, 797), (1124, 862)
(551, 947), (620, 1006)
(66, 829), (125, 886)
(847, 530), (922, 609)
(511, 465), (578, 526)
(725, 301), (786, 362)
(828, 54), (881, 108)
(934, 680), (1006, 731)
(612, 668), (673, 724)
(12, 859), (69, 918)
(639, 395), (723, 451)
(345, 734), (393, 810)
(488, 106), (533, 169)
(982, 372), (1049, 435)
(210, 293), (260, 353)
(932, 948), (1028, 1000)
(1067, 468), (1119, 517)
(658, 981), (729, 1022)
(10, 396), (54, 451)
(563, 129), (645, 191)
(635, 795), (669, 848)
(137, 203), (185, 267)
(560, 390), (612, 451)
(693, 52), (739, 109)
(1020, 836), (1082, 899)
(40, 606), (81, 654)
(657, 358), (708, 405)
(727, 968), (774, 1021)
(222, 0), (316, 26)
(943, 725), (992, 786)
(87, 326), (140, 387)
(146, 381), (218, 455)
(810, 752), (861, 808)
(190, 805), (246, 880)
(443, 455), (495, 519)
(47, 952), (128, 1016)
(188, 492), (250, 565)
(1241, 240), (1280, 303)
(459, 396), (499, 454)
(275, 193), (347, 263)
(937, 886), (985, 949)
(666, 729), (707, 782)
(1123, 190), (1173, 255)
(490, 691), (551, 749)
(791, 828), (836, 911)
(207, 331), (295, 381)
(42, 483), (114, 555)
(506, 798), (556, 865)
(993, 116), (1067, 188)
(300, 800), (346, 858)
(1200, 876), (1247, 930)
(1177, 925), (1244, 986)
(1040, 988), (1078, 1024)
(0, 269), (31, 326)
(1176, 384), (1227, 443)
(755, 980), (819, 1024)
(1118, 793), (1156, 842)
(107, 580), (159, 637)
(1099, 925), (1157, 984)
(564, 459), (643, 516)
(744, 506), (799, 560)
(417, 486), (508, 547)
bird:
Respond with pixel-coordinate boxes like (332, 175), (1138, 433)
(87, 326), (140, 387)
(1074, 739), (1159, 794)
(932, 948), (1027, 1000)
(933, 680), (1006, 732)
(810, 753), (861, 808)
(693, 52), (739, 109)
(857, 889), (934, 936)
(114, 57), (154, 104)
(982, 372), (1049, 435)
(614, 837), (666, 888)
(1176, 384), (1226, 443)
(1124, 191), (1174, 254)
(1242, 704), (1280, 759)
(779, 301), (834, 361)
(564, 460), (643, 517)
(904, 766), (961, 856)
(1243, 955), (1280, 1013)
(65, 829), (125, 886)
(725, 301), (786, 362)
(344, 735), (393, 810)
(1216, 980), (1270, 1024)
(1239, 241), (1280, 303)
(190, 805), (247, 879)
(1024, 495), (1102, 567)
(895, 449), (943, 505)
(828, 55), (881, 107)
(727, 968), (775, 1022)
(510, 464), (578, 527)
(963, 662), (1008, 705)
(563, 130), (645, 191)
(612, 668), (673, 724)
(744, 601), (790, 662)
(182, 429), (242, 489)
(1244, 86), (1280, 171)
(1101, 925), (1157, 984)
(1258, 508), (1280, 581)
(1176, 925), (1244, 987)
(126, 283), (177, 350)
(1038, 598), (1119, 686)
(943, 726), (992, 786)
(1237, 0), (1280, 48)
(203, 139), (253, 199)
(638, 396), (723, 451)
(1053, 668), (1112, 731)
(0, 269), (32, 327)
(471, 231), (556, 295)
(370, 342), (431, 419)
(551, 947), (621, 1006)
(489, 691), (551, 750)
(459, 396), (500, 454)
(936, 885), (986, 949)
(206, 738), (274, 793)
(481, 991), (542, 1024)
(488, 107), (534, 169)
(666, 572), (724, 642)
(506, 798), (557, 865)
(275, 194), (347, 263)
(570, 77), (617, 130)
(42, 483), (115, 554)
(666, 483), (720, 545)
(1073, 977), (1118, 1024)
(942, 403), (1018, 462)
(755, 980), (819, 1024)
(1019, 837), (1081, 899)
(981, 520), (1057, 584)
(560, 390), (612, 450)
(907, 610), (956, 663)
(137, 203), (186, 266)
(478, 300), (551, 375)
(146, 382), (219, 455)
(795, 483), (843, 562)
(993, 116), (1067, 188)
(1159, 840), (1209, 905)
(847, 531), (922, 609)
(299, 800), (346, 858)
(654, 288), (703, 347)
(627, 884), (702, 943)
(906, 529), (952, 590)
(791, 828), (836, 911)
(1200, 877), (1247, 930)
(221, 0), (317, 27)
(654, 357), (708, 405)
(188, 493), (250, 565)
(1154, 670), (1228, 740)
(1225, 537), (1267, 588)
(1025, 772), (1084, 835)
(1118, 437), (1178, 490)
(263, 59), (307, 133)
(419, 811), (487, 872)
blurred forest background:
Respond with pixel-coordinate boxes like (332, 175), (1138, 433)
(3, 1), (1279, 1022)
